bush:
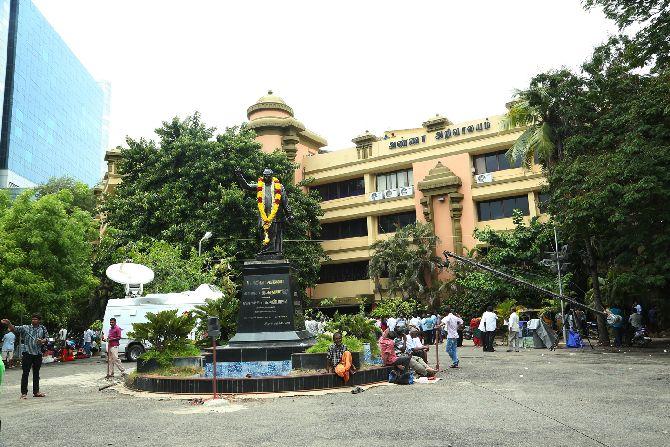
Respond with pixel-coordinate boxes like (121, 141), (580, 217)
(370, 296), (424, 319)
(139, 343), (201, 369)
(192, 296), (239, 346)
(325, 308), (380, 355)
(128, 309), (196, 353)
(307, 334), (364, 354)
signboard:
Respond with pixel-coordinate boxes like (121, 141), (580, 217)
(238, 274), (294, 332)
(387, 118), (492, 150)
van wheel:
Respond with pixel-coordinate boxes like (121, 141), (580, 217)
(126, 344), (145, 362)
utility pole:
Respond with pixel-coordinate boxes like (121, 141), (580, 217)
(553, 227), (567, 343)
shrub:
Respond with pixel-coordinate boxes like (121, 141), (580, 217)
(307, 333), (364, 354)
(128, 309), (196, 353)
(325, 308), (380, 355)
(139, 343), (201, 369)
(370, 296), (424, 319)
(192, 296), (239, 346)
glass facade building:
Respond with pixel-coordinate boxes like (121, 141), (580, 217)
(0, 0), (106, 188)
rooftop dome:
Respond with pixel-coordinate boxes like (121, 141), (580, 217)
(247, 90), (294, 119)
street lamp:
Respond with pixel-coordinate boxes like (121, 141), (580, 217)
(198, 231), (212, 256)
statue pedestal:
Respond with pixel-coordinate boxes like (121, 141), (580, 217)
(208, 259), (314, 371)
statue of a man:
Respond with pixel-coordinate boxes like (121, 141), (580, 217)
(235, 168), (293, 256)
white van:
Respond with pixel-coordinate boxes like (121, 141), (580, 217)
(101, 284), (221, 361)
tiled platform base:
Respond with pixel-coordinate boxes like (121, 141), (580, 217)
(131, 366), (394, 394)
(203, 360), (292, 378)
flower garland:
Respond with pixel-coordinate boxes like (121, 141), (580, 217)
(257, 177), (282, 245)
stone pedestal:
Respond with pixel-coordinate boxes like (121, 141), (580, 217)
(216, 259), (314, 367)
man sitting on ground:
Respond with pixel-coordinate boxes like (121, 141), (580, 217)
(405, 328), (429, 363)
(394, 327), (437, 377)
(326, 332), (356, 384)
(379, 329), (410, 371)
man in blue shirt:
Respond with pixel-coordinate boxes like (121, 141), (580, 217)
(421, 314), (435, 345)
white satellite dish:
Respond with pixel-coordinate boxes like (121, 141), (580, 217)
(106, 263), (154, 298)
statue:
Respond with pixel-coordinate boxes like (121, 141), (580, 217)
(235, 168), (293, 256)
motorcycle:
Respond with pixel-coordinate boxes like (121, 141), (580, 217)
(631, 326), (651, 348)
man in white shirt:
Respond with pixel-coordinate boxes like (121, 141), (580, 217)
(405, 327), (429, 363)
(83, 328), (95, 357)
(387, 316), (397, 332)
(478, 306), (498, 352)
(440, 307), (464, 368)
(2, 328), (16, 368)
(506, 308), (520, 352)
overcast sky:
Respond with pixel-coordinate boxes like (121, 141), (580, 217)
(34, 0), (617, 151)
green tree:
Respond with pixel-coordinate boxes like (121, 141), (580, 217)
(368, 222), (444, 308)
(192, 275), (239, 345)
(0, 190), (98, 328)
(369, 296), (425, 319)
(34, 176), (97, 214)
(126, 240), (218, 294)
(101, 113), (325, 301)
(585, 0), (670, 70)
(444, 213), (558, 318)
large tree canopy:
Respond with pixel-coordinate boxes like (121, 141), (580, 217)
(101, 113), (325, 302)
(0, 190), (98, 328)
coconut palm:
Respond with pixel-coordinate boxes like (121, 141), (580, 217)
(501, 87), (557, 169)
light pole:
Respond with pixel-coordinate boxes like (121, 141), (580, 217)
(198, 231), (212, 257)
(553, 227), (567, 343)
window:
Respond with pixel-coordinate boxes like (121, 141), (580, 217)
(473, 149), (521, 175)
(321, 218), (368, 240)
(376, 169), (413, 191)
(312, 177), (364, 201)
(318, 261), (369, 284)
(378, 211), (416, 234)
(477, 195), (529, 221)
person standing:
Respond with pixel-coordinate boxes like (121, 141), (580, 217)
(104, 318), (126, 379)
(507, 308), (521, 352)
(83, 327), (95, 357)
(1, 315), (48, 399)
(441, 307), (463, 368)
(2, 328), (16, 368)
(479, 306), (498, 352)
(609, 305), (624, 348)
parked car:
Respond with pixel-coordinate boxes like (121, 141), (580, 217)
(101, 284), (221, 361)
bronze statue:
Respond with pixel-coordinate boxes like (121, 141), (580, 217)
(235, 168), (293, 256)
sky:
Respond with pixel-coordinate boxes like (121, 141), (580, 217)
(34, 0), (618, 151)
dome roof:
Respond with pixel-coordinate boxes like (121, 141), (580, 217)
(256, 90), (286, 105)
(247, 90), (294, 118)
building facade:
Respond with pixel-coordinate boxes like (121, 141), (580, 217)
(246, 93), (546, 307)
(0, 0), (107, 188)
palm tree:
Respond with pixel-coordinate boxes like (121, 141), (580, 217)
(501, 88), (557, 168)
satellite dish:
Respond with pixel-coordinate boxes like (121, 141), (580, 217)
(106, 263), (154, 298)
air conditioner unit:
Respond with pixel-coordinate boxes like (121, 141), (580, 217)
(398, 186), (414, 197)
(369, 191), (384, 201)
(475, 173), (493, 184)
(383, 189), (399, 199)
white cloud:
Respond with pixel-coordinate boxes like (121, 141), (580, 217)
(34, 0), (617, 151)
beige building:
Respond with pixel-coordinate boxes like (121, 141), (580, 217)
(246, 92), (546, 307)
(100, 91), (546, 307)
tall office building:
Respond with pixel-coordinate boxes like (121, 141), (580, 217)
(0, 0), (107, 188)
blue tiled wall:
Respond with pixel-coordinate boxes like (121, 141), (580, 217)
(204, 360), (292, 378)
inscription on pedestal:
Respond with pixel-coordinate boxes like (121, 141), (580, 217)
(239, 275), (293, 332)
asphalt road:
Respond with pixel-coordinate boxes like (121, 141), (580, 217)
(1, 341), (669, 447)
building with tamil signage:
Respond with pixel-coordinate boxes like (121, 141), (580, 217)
(100, 91), (546, 307)
(246, 91), (546, 307)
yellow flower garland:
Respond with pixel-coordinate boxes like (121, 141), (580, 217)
(257, 177), (282, 245)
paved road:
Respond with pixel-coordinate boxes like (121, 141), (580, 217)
(1, 343), (669, 447)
